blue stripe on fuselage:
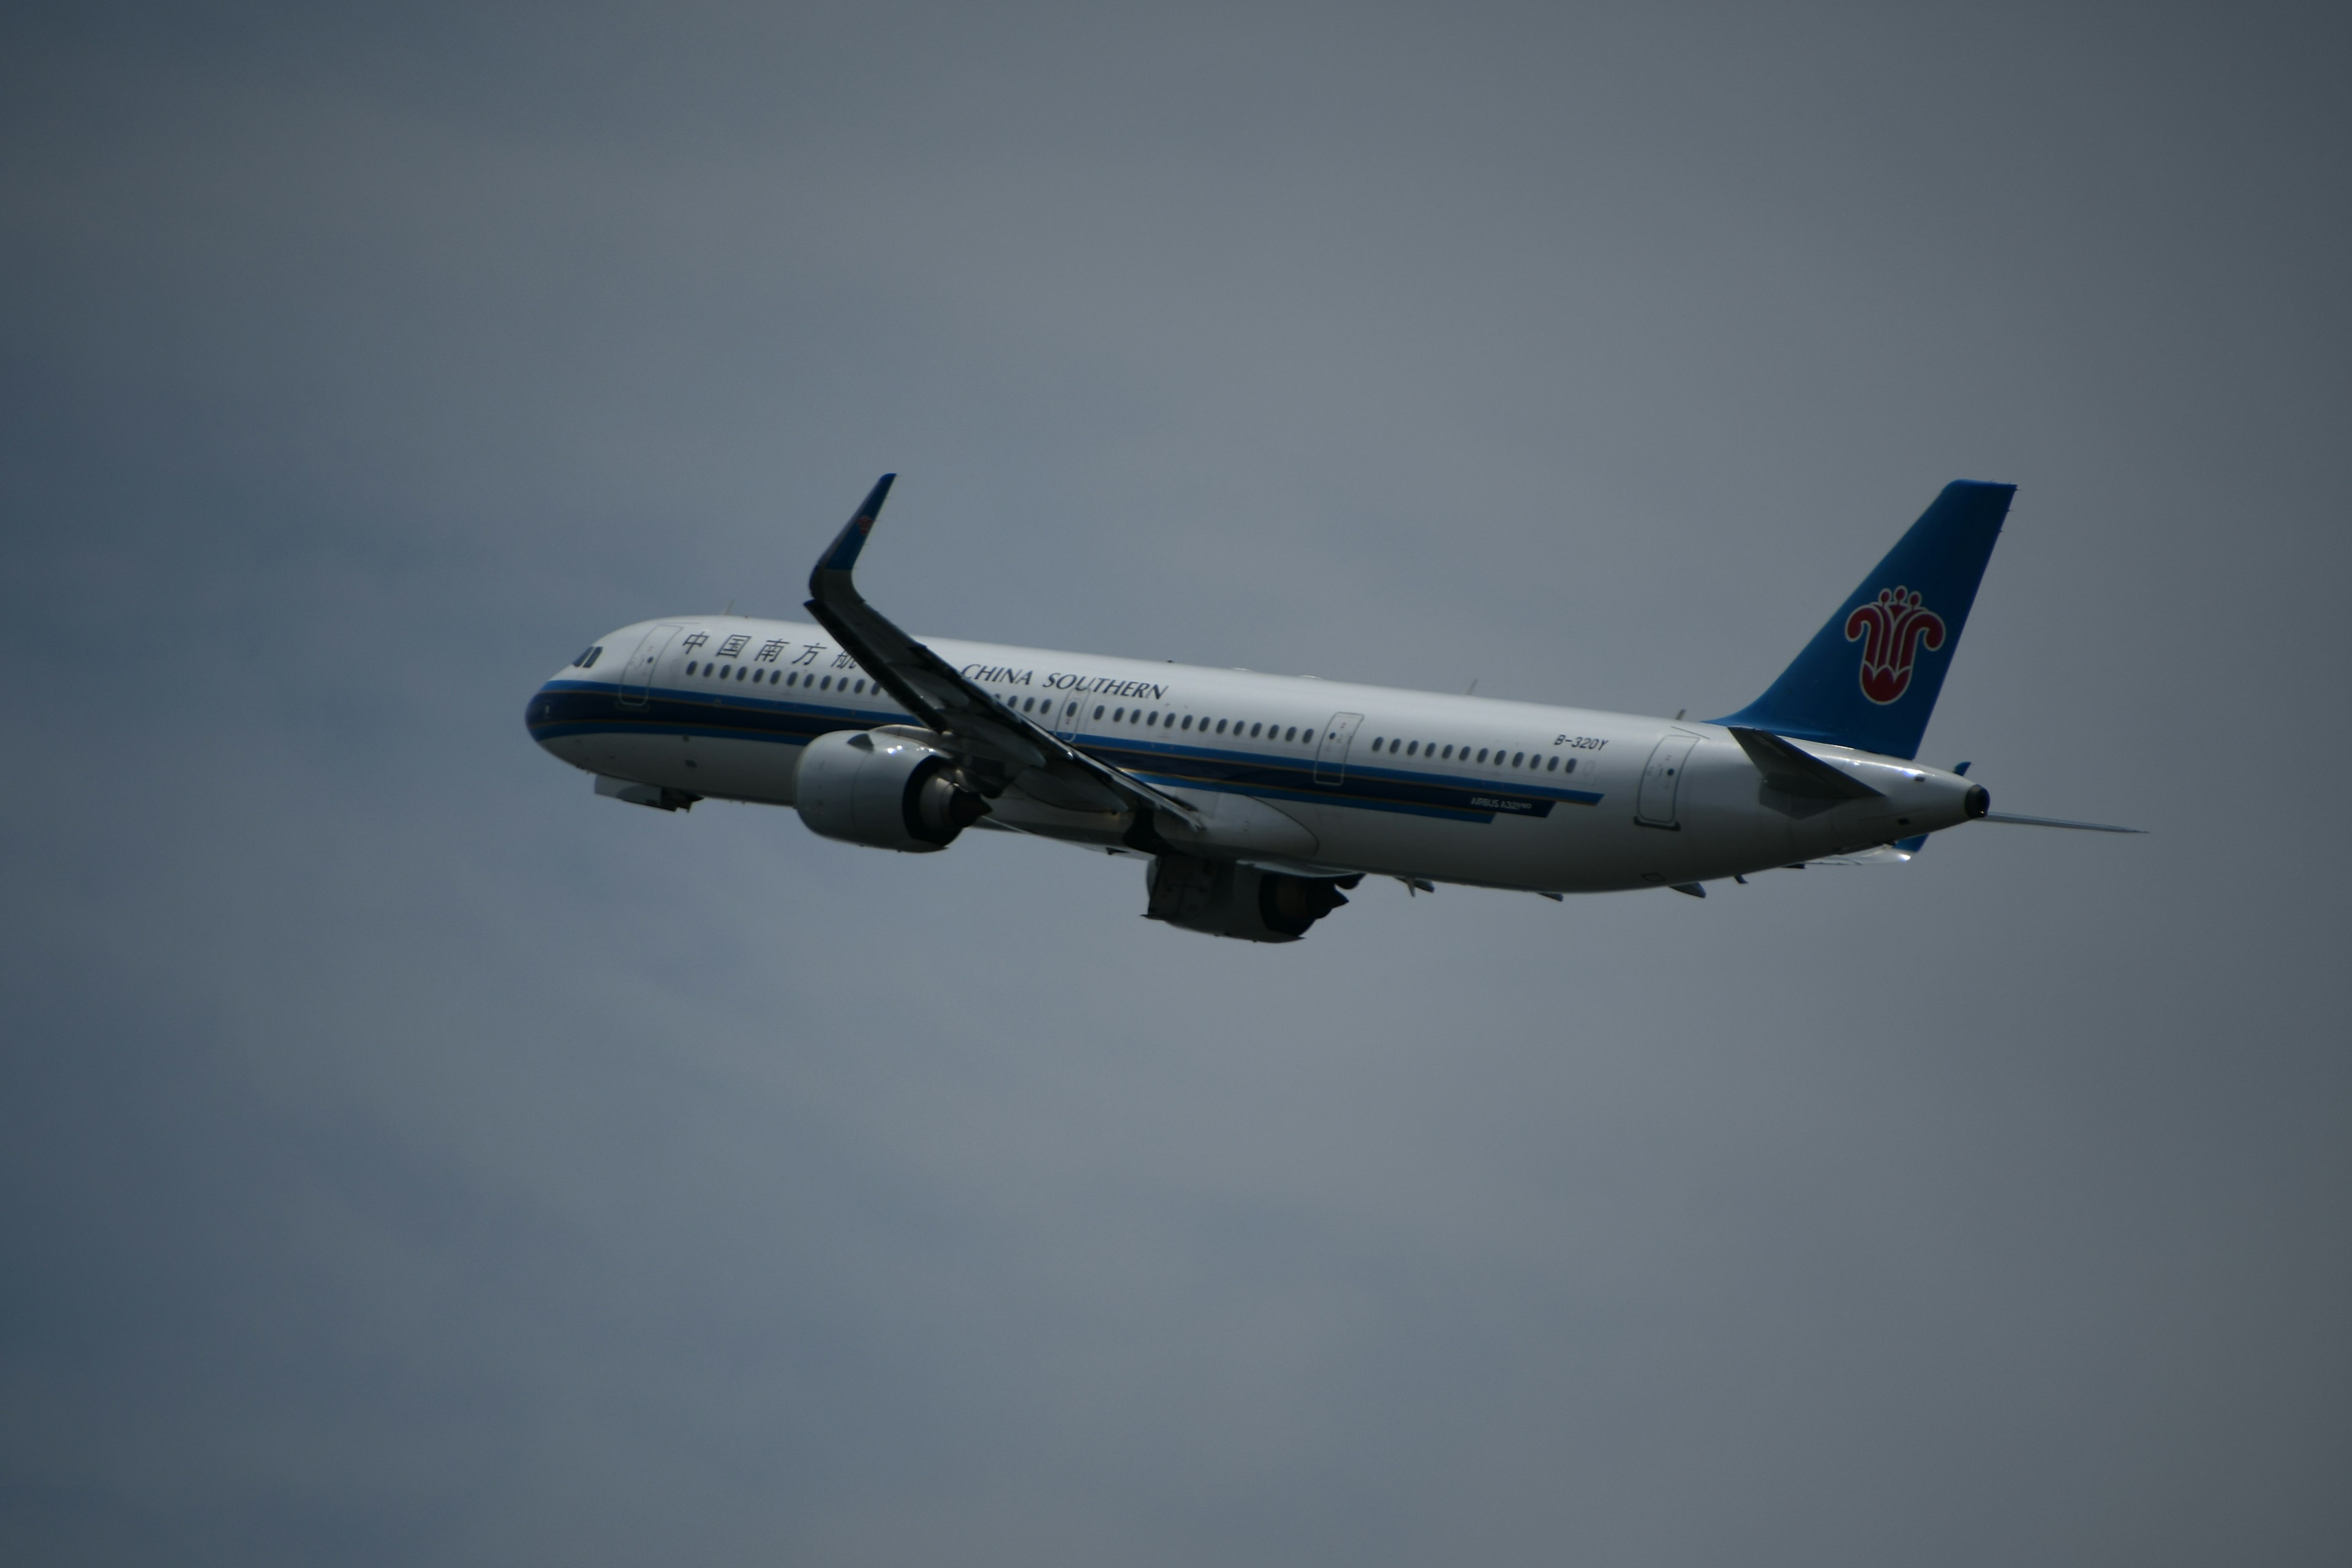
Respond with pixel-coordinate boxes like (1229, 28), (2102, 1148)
(526, 680), (1606, 824)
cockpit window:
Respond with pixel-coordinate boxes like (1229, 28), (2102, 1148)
(572, 645), (603, 668)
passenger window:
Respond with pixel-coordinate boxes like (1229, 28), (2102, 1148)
(1405, 740), (1417, 756)
(685, 661), (698, 675)
(1477, 748), (1488, 763)
(1093, 705), (1104, 719)
(1512, 752), (1523, 766)
(1284, 726), (1297, 742)
(1547, 755), (1559, 771)
(820, 676), (832, 690)
(1216, 718), (1228, 733)
(1371, 736), (1385, 750)
(737, 666), (748, 681)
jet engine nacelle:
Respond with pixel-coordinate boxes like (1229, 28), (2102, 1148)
(1145, 854), (1355, 943)
(794, 728), (988, 853)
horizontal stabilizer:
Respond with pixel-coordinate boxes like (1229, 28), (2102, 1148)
(1983, 811), (2144, 834)
(1803, 844), (1916, 867)
(1726, 726), (1884, 801)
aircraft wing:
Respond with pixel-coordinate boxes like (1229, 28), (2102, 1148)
(804, 475), (1204, 829)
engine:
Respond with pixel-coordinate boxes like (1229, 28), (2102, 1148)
(794, 729), (989, 853)
(1145, 853), (1356, 943)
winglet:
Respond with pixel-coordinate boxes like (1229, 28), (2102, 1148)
(811, 473), (896, 592)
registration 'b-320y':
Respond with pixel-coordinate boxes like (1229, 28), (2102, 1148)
(527, 477), (2138, 943)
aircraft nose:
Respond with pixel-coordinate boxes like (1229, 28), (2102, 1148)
(524, 687), (562, 742)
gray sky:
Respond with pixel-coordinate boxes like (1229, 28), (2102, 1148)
(4, 3), (2347, 1562)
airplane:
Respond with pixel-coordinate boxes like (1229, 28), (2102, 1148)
(526, 477), (2137, 941)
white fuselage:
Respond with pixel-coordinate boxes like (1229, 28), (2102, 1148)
(527, 616), (1980, 893)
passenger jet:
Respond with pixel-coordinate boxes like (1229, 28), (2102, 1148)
(526, 478), (2133, 941)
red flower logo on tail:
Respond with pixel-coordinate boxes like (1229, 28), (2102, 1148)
(1845, 586), (1946, 704)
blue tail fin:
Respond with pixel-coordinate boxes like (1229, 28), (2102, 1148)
(1712, 481), (2014, 760)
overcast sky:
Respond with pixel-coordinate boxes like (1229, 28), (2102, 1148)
(4, 3), (2347, 1563)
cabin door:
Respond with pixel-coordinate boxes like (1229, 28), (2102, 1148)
(1052, 692), (1088, 744)
(1313, 712), (1365, 785)
(1636, 731), (1700, 826)
(618, 625), (680, 708)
